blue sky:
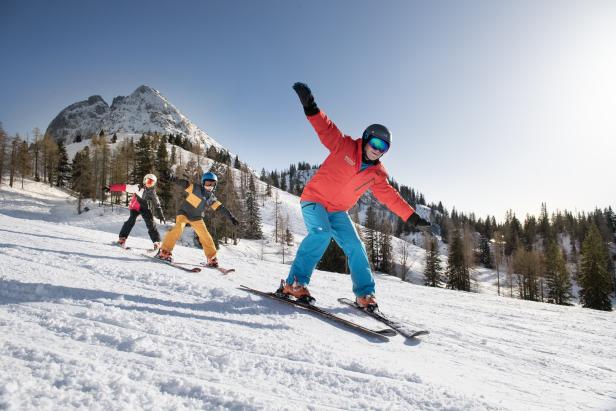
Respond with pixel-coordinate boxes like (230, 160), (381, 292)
(1, 0), (615, 221)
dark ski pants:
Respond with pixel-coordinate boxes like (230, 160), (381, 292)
(287, 201), (375, 297)
(119, 209), (161, 243)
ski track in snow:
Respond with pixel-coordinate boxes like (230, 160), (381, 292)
(1, 181), (615, 410)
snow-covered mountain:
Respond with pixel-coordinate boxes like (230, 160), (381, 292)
(46, 85), (223, 150)
(1, 180), (615, 410)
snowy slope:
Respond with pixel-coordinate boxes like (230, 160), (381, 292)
(1, 181), (615, 410)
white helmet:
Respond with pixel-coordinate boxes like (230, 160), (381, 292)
(143, 174), (157, 186)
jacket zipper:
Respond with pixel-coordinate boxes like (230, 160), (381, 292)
(354, 178), (375, 192)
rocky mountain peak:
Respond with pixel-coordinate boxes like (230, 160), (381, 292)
(45, 86), (222, 150)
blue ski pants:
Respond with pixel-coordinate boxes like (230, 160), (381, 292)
(287, 201), (375, 297)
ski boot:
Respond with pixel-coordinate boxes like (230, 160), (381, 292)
(205, 256), (219, 268)
(356, 294), (378, 312)
(152, 242), (161, 251)
(277, 279), (315, 305)
(117, 237), (127, 248)
(156, 249), (173, 262)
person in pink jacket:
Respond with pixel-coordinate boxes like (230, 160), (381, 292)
(279, 82), (430, 308)
(105, 173), (165, 249)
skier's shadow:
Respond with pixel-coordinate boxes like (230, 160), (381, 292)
(0, 243), (135, 262)
(0, 227), (99, 244)
(0, 279), (287, 331)
(325, 307), (424, 346)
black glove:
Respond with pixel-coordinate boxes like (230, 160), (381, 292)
(158, 211), (166, 225)
(230, 215), (239, 226)
(408, 213), (431, 228)
(103, 186), (110, 193)
(292, 82), (319, 116)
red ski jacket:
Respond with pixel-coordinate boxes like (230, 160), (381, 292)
(300, 111), (415, 221)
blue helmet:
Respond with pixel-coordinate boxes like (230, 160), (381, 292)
(201, 171), (218, 184)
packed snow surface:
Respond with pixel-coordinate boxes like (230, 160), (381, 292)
(0, 181), (615, 410)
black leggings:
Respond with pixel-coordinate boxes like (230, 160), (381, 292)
(119, 209), (161, 242)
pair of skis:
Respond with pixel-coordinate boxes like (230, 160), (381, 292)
(112, 242), (235, 274)
(240, 285), (428, 342)
(146, 254), (235, 275)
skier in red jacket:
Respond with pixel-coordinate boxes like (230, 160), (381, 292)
(280, 82), (430, 308)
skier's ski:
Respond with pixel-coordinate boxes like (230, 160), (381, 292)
(110, 242), (158, 253)
(200, 263), (235, 275)
(169, 261), (235, 275)
(240, 285), (395, 341)
(208, 266), (235, 275)
(144, 254), (202, 273)
(338, 298), (429, 339)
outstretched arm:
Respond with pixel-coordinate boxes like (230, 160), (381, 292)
(169, 175), (192, 189)
(107, 183), (140, 194)
(371, 176), (431, 227)
(370, 175), (415, 222)
(293, 82), (345, 153)
(216, 204), (239, 226)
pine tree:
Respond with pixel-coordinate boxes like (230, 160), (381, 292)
(446, 229), (470, 291)
(479, 235), (493, 268)
(363, 206), (379, 268)
(544, 240), (572, 305)
(71, 147), (94, 214)
(55, 141), (71, 187)
(579, 224), (612, 311)
(216, 165), (241, 244)
(243, 175), (263, 239)
(538, 203), (552, 247)
(523, 215), (538, 251)
(504, 210), (522, 256)
(155, 137), (172, 215)
(378, 220), (394, 274)
(31, 127), (42, 181)
(134, 134), (155, 181)
(424, 237), (443, 287)
(170, 145), (177, 164)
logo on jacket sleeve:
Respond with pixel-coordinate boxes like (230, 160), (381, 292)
(344, 155), (356, 166)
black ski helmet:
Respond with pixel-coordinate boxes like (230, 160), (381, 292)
(362, 124), (392, 148)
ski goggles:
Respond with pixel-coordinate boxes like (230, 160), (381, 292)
(203, 180), (217, 187)
(144, 178), (156, 187)
(367, 136), (389, 153)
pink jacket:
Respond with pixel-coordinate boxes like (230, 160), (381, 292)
(108, 184), (149, 211)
